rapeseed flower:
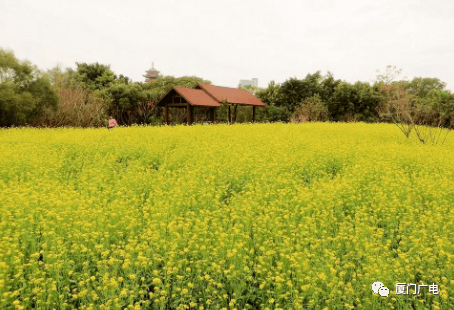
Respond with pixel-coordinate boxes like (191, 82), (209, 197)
(0, 123), (452, 309)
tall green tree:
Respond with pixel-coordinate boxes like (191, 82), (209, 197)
(277, 77), (305, 112)
(72, 62), (117, 91)
(300, 71), (323, 99)
(418, 88), (454, 128)
(328, 82), (357, 120)
(0, 48), (58, 126)
(256, 81), (281, 106)
(319, 72), (341, 103)
(328, 82), (382, 121)
(253, 81), (290, 122)
(277, 72), (325, 113)
(101, 82), (149, 125)
(407, 77), (447, 98)
(354, 82), (383, 121)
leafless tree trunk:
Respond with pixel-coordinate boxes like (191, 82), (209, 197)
(377, 84), (450, 144)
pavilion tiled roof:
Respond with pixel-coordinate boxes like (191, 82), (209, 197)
(173, 87), (221, 107)
(195, 83), (265, 106)
(156, 83), (265, 108)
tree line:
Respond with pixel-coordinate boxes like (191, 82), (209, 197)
(250, 67), (454, 129)
(0, 48), (210, 127)
(1, 48), (453, 130)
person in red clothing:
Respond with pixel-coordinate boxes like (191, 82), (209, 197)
(108, 116), (118, 129)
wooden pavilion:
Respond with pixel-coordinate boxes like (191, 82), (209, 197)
(156, 83), (265, 125)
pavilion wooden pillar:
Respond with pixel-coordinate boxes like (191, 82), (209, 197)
(210, 107), (216, 123)
(187, 103), (193, 125)
(228, 105), (231, 125)
(233, 104), (238, 124)
(164, 104), (169, 125)
(252, 106), (256, 123)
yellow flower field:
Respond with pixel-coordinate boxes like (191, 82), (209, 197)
(0, 123), (453, 309)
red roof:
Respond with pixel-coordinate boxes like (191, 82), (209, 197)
(147, 70), (159, 75)
(156, 83), (265, 108)
(195, 83), (265, 106)
(173, 87), (221, 107)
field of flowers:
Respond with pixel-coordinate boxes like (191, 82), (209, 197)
(1, 122), (453, 310)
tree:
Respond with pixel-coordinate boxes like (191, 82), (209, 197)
(35, 65), (108, 128)
(353, 82), (383, 122)
(376, 82), (416, 138)
(374, 67), (452, 143)
(0, 48), (58, 127)
(319, 72), (341, 103)
(72, 62), (117, 92)
(328, 81), (382, 122)
(277, 72), (324, 113)
(101, 82), (148, 125)
(142, 75), (211, 102)
(256, 105), (292, 123)
(300, 71), (323, 99)
(407, 77), (447, 98)
(277, 77), (305, 112)
(328, 82), (357, 121)
(256, 81), (281, 106)
(253, 81), (291, 122)
(419, 88), (454, 129)
(294, 94), (329, 122)
(375, 65), (404, 84)
(377, 82), (450, 144)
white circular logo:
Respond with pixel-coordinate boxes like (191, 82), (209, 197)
(372, 281), (389, 297)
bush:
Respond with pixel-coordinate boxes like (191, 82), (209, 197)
(39, 83), (108, 127)
(256, 105), (292, 122)
(294, 94), (329, 122)
(41, 67), (108, 127)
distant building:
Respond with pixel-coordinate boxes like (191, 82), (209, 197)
(239, 78), (258, 88)
(144, 62), (160, 82)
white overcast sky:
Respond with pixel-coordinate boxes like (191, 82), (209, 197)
(1, 0), (453, 91)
